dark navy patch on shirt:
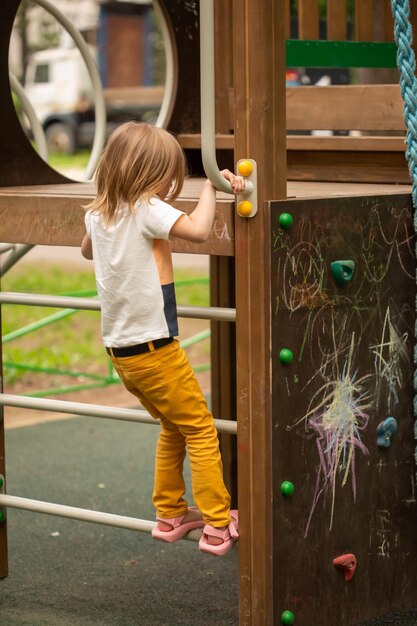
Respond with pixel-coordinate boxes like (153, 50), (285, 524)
(162, 282), (178, 337)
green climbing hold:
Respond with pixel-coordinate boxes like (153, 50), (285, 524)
(281, 481), (295, 496)
(279, 348), (293, 364)
(0, 475), (3, 489)
(0, 510), (5, 523)
(330, 260), (355, 286)
(281, 610), (295, 625)
(279, 213), (294, 230)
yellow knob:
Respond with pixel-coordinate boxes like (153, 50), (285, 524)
(237, 160), (253, 177)
(237, 200), (252, 217)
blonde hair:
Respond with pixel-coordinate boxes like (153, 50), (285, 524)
(85, 122), (186, 225)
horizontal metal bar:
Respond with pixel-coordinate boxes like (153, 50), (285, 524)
(178, 305), (235, 322)
(0, 494), (201, 541)
(0, 394), (238, 435)
(0, 292), (236, 322)
(286, 40), (397, 68)
(0, 243), (16, 253)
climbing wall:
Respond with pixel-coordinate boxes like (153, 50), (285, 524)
(270, 193), (417, 625)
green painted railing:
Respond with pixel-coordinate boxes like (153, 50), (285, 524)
(286, 40), (397, 68)
(3, 278), (211, 398)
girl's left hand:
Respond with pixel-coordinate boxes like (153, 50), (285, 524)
(220, 169), (245, 194)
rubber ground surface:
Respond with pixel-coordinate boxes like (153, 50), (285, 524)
(0, 416), (238, 626)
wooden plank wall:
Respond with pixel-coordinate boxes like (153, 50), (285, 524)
(270, 192), (417, 624)
(287, 0), (397, 42)
(286, 0), (417, 45)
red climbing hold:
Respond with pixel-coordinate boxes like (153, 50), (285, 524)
(333, 554), (357, 582)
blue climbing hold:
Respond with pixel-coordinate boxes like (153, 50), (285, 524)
(376, 417), (398, 448)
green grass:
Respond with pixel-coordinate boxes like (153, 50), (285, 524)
(1, 266), (209, 387)
(47, 150), (91, 173)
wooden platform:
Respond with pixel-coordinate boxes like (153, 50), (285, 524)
(0, 179), (411, 256)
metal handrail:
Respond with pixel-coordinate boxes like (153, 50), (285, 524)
(0, 494), (203, 540)
(0, 292), (236, 322)
(0, 393), (237, 435)
(199, 0), (253, 196)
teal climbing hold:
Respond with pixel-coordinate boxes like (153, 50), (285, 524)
(377, 417), (397, 448)
(330, 260), (355, 286)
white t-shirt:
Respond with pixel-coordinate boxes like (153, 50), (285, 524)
(85, 197), (184, 347)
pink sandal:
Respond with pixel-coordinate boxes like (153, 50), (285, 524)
(199, 510), (239, 556)
(152, 507), (204, 543)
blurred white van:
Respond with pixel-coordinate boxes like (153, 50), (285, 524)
(24, 47), (96, 153)
(24, 47), (163, 154)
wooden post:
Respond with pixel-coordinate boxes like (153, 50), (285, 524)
(0, 305), (8, 579)
(214, 0), (233, 134)
(210, 256), (237, 500)
(233, 1), (287, 624)
(210, 0), (236, 500)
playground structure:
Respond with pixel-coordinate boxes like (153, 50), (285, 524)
(1, 1), (417, 624)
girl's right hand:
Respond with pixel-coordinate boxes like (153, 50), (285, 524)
(220, 169), (245, 194)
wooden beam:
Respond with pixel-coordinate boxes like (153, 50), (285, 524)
(287, 179), (411, 197)
(179, 134), (406, 153)
(233, 1), (286, 624)
(178, 133), (234, 149)
(0, 181), (235, 255)
(180, 84), (406, 138)
(287, 148), (410, 183)
(287, 135), (405, 151)
(286, 85), (405, 131)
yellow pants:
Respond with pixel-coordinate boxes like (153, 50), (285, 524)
(109, 339), (231, 527)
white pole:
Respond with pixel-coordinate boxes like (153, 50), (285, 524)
(199, 0), (253, 197)
(0, 494), (202, 541)
(0, 292), (236, 322)
(0, 394), (238, 435)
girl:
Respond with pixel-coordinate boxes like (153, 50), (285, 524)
(81, 122), (243, 556)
